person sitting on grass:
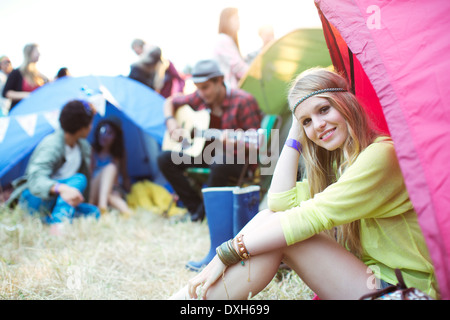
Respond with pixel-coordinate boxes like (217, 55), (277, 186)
(8, 100), (100, 235)
(89, 117), (132, 217)
(169, 68), (438, 300)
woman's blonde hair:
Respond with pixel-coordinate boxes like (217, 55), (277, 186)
(288, 68), (379, 256)
(19, 43), (45, 88)
(218, 7), (241, 53)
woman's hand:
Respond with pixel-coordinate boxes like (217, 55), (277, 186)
(288, 114), (302, 140)
(188, 255), (227, 299)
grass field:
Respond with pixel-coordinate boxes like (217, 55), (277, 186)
(0, 205), (313, 300)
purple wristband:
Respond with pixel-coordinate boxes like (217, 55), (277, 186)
(54, 183), (61, 194)
(285, 138), (302, 153)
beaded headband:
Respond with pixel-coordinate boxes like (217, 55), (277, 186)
(292, 88), (347, 114)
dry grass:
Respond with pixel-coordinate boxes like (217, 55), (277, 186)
(0, 205), (313, 300)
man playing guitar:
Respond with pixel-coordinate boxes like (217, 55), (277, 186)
(158, 59), (262, 222)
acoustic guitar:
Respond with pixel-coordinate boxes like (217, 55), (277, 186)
(162, 105), (262, 158)
(162, 105), (211, 158)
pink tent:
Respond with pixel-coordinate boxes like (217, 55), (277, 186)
(315, 0), (450, 299)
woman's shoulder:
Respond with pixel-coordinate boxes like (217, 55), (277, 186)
(214, 33), (235, 48)
(366, 136), (395, 154)
(217, 33), (234, 42)
(358, 136), (399, 171)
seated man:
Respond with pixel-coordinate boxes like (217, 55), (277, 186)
(8, 99), (100, 234)
(158, 59), (262, 222)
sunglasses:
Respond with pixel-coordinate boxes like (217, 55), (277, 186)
(99, 124), (116, 138)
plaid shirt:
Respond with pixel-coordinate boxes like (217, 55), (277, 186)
(172, 87), (262, 131)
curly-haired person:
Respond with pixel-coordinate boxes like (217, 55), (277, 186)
(9, 100), (100, 235)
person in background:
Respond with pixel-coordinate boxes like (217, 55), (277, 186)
(55, 67), (70, 80)
(212, 7), (249, 89)
(2, 43), (48, 111)
(245, 24), (275, 64)
(7, 100), (100, 236)
(0, 55), (13, 115)
(89, 117), (132, 217)
(158, 59), (262, 222)
(170, 68), (438, 300)
(129, 45), (185, 98)
(131, 38), (146, 56)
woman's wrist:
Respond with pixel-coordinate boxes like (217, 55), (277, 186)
(216, 240), (241, 266)
(216, 235), (250, 267)
(285, 138), (302, 154)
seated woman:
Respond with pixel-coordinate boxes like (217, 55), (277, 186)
(89, 117), (132, 217)
(170, 68), (439, 300)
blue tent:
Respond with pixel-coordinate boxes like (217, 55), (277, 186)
(0, 75), (167, 188)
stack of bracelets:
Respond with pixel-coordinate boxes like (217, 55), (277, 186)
(216, 234), (250, 266)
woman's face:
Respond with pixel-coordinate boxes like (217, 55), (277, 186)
(229, 13), (240, 32)
(98, 123), (116, 149)
(294, 96), (348, 151)
(30, 47), (40, 63)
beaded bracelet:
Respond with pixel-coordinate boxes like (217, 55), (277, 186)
(235, 235), (252, 282)
(235, 234), (250, 260)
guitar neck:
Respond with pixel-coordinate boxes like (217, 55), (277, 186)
(194, 128), (262, 146)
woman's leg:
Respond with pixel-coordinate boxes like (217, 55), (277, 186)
(89, 174), (101, 205)
(204, 233), (375, 300)
(171, 210), (281, 299)
(108, 191), (133, 216)
(172, 209), (377, 300)
(281, 234), (376, 300)
(97, 163), (118, 211)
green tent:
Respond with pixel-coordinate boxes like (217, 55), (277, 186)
(239, 28), (332, 115)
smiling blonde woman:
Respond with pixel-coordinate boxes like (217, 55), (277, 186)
(170, 68), (438, 300)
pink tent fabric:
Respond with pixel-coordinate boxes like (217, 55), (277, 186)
(315, 0), (450, 299)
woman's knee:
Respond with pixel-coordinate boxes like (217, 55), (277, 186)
(238, 209), (275, 235)
(103, 162), (118, 175)
(281, 233), (331, 258)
